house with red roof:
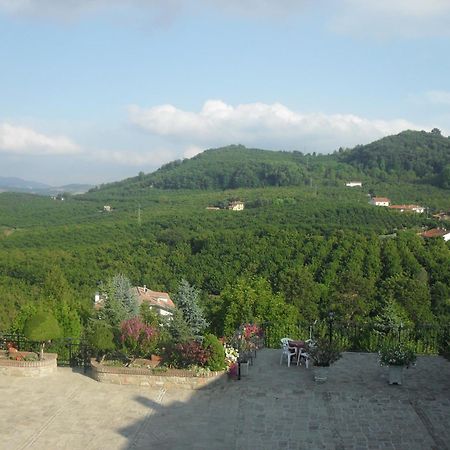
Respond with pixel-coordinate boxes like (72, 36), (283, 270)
(370, 197), (391, 207)
(134, 285), (176, 317)
(420, 228), (450, 242)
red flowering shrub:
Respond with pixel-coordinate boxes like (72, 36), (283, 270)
(165, 340), (211, 368)
(120, 317), (158, 361)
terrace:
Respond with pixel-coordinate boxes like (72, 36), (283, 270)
(0, 349), (449, 449)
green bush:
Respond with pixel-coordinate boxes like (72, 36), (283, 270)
(23, 311), (62, 360)
(87, 321), (116, 362)
(203, 333), (226, 371)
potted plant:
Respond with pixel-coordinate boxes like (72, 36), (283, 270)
(378, 342), (416, 385)
(308, 338), (341, 382)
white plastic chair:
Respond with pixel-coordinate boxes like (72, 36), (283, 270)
(296, 348), (310, 368)
(279, 338), (296, 367)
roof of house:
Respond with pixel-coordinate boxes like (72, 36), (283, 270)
(372, 197), (390, 202)
(134, 286), (176, 311)
(420, 228), (449, 238)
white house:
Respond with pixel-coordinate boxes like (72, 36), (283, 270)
(134, 286), (176, 317)
(228, 201), (245, 211)
(389, 204), (425, 214)
(370, 197), (391, 207)
(345, 181), (362, 187)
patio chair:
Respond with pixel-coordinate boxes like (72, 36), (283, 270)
(296, 347), (310, 368)
(279, 339), (297, 367)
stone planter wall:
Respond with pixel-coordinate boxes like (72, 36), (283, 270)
(90, 360), (226, 389)
(0, 351), (57, 377)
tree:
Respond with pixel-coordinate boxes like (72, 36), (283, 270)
(100, 274), (139, 327)
(221, 276), (299, 345)
(42, 267), (82, 339)
(23, 311), (62, 360)
(174, 279), (208, 336)
(87, 321), (115, 362)
(276, 266), (320, 324)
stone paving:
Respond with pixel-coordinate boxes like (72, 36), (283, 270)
(0, 350), (449, 450)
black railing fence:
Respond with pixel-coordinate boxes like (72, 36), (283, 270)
(263, 320), (450, 355)
(0, 333), (92, 369)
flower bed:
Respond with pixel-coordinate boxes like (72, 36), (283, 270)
(90, 359), (226, 389)
(0, 351), (57, 377)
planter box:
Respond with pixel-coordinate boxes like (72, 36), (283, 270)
(0, 351), (57, 377)
(90, 359), (226, 390)
(388, 365), (404, 385)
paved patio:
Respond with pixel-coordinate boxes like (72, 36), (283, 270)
(0, 350), (449, 450)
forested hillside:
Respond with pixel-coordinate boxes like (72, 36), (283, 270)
(91, 130), (450, 194)
(339, 129), (450, 188)
(0, 182), (449, 340)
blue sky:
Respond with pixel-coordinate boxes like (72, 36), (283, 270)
(0, 0), (449, 185)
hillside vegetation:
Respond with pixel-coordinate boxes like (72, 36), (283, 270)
(91, 130), (450, 195)
(0, 130), (449, 345)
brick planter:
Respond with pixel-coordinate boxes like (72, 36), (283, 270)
(90, 359), (226, 389)
(0, 351), (58, 377)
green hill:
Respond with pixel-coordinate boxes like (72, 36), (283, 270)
(90, 130), (449, 195)
(338, 129), (450, 188)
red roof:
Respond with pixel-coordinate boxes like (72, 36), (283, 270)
(420, 228), (448, 238)
(134, 286), (176, 311)
(372, 197), (390, 202)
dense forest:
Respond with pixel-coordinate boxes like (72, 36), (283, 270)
(91, 130), (450, 194)
(0, 130), (449, 349)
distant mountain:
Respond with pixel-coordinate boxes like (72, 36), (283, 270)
(0, 177), (93, 195)
(89, 130), (450, 194)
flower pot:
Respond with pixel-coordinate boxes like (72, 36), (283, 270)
(388, 365), (404, 385)
(313, 365), (329, 383)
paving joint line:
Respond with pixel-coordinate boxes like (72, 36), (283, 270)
(410, 399), (448, 450)
(128, 387), (167, 448)
(16, 386), (79, 450)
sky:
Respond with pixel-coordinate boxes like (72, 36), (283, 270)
(0, 0), (449, 186)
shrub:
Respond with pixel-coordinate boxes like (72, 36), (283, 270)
(120, 317), (158, 363)
(87, 321), (116, 362)
(165, 340), (211, 369)
(378, 342), (416, 367)
(23, 311), (62, 360)
(309, 338), (342, 367)
(203, 334), (226, 371)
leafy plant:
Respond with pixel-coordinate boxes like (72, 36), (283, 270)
(309, 338), (342, 367)
(23, 311), (62, 360)
(120, 317), (158, 364)
(165, 340), (211, 369)
(87, 320), (116, 362)
(378, 342), (416, 367)
(203, 333), (226, 371)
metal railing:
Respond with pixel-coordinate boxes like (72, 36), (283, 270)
(262, 321), (450, 355)
(0, 333), (93, 370)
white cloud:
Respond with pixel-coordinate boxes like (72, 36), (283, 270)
(424, 90), (450, 105)
(2, 0), (449, 38)
(0, 123), (80, 155)
(0, 0), (306, 20)
(129, 100), (423, 153)
(331, 0), (450, 38)
(90, 147), (176, 166)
